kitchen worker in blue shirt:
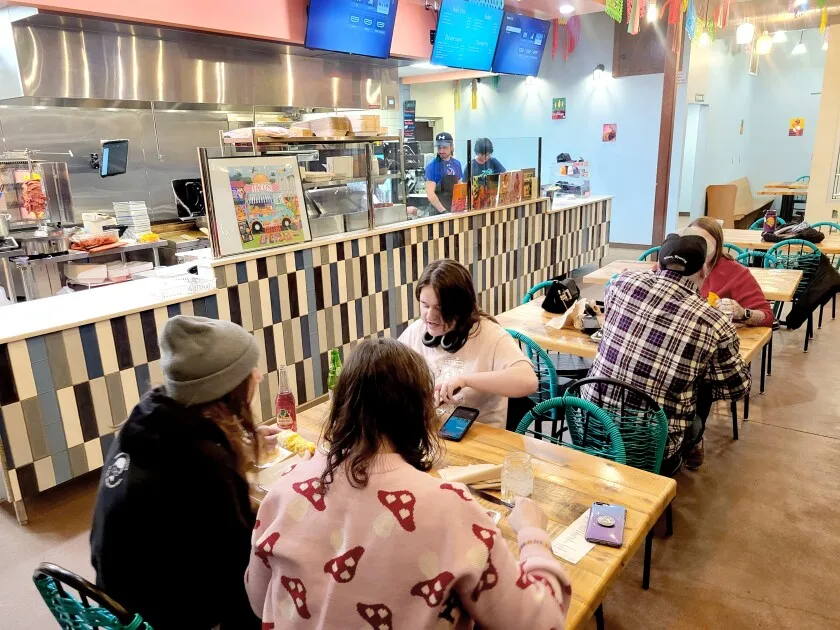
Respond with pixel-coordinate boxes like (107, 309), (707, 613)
(471, 138), (506, 177)
(424, 131), (464, 215)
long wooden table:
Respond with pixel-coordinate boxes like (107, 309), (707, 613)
(581, 260), (803, 302)
(496, 298), (772, 364)
(270, 401), (676, 630)
(723, 228), (840, 255)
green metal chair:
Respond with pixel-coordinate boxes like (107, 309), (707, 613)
(33, 563), (152, 630)
(638, 246), (661, 261)
(810, 222), (840, 327)
(521, 281), (590, 379)
(764, 239), (823, 352)
(506, 329), (560, 428)
(565, 376), (672, 591)
(749, 217), (787, 230)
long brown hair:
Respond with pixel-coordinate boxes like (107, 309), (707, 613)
(688, 216), (730, 266)
(192, 375), (260, 482)
(320, 338), (439, 491)
(416, 259), (494, 340)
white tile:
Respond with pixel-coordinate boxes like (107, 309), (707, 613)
(94, 321), (119, 375)
(7, 341), (35, 400)
(57, 388), (84, 448)
(61, 329), (88, 385)
(2, 403), (32, 467)
(34, 457), (56, 491)
(84, 440), (104, 470)
(8, 469), (21, 502)
(120, 369), (140, 411)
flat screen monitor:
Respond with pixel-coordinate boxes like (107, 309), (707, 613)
(430, 0), (505, 72)
(491, 11), (551, 76)
(100, 140), (129, 177)
(305, 0), (399, 59)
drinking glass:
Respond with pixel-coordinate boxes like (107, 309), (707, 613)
(501, 452), (534, 503)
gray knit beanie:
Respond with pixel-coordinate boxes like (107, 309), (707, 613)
(160, 315), (259, 406)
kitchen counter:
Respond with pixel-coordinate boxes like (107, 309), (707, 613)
(550, 194), (614, 212)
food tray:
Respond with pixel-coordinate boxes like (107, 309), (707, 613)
(70, 229), (120, 250)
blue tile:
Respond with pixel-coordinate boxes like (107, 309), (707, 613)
(236, 261), (248, 284)
(44, 421), (67, 455)
(79, 324), (103, 379)
(302, 249), (313, 269)
(167, 303), (181, 318)
(32, 360), (55, 394)
(135, 363), (151, 396)
(300, 314), (311, 359)
(26, 336), (47, 362)
(52, 450), (72, 485)
(294, 250), (304, 270)
(38, 390), (62, 425)
(204, 294), (219, 320)
(269, 277), (281, 324)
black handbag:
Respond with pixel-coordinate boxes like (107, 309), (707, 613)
(542, 278), (580, 314)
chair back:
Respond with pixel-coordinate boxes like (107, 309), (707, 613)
(522, 280), (554, 304)
(723, 242), (746, 258)
(736, 251), (778, 267)
(515, 396), (627, 464)
(33, 563), (151, 630)
(749, 217), (787, 230)
(506, 329), (559, 429)
(638, 246), (661, 262)
(763, 239), (822, 300)
(810, 222), (840, 268)
(565, 377), (668, 474)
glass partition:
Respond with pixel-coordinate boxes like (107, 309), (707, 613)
(465, 136), (541, 210)
(404, 139), (468, 219)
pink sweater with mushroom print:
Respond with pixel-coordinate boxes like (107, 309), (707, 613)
(246, 453), (571, 630)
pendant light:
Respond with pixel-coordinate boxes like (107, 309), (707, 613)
(792, 30), (807, 55)
(699, 30), (711, 47)
(772, 31), (787, 43)
(647, 1), (658, 22)
(736, 22), (755, 45)
(756, 30), (773, 55)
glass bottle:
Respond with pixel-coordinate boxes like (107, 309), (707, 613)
(275, 365), (297, 432)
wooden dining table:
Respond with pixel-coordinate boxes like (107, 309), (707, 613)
(723, 228), (840, 255)
(581, 259), (803, 302)
(757, 183), (808, 222)
(256, 401), (677, 630)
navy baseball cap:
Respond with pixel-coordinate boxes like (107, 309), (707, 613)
(659, 233), (707, 276)
(435, 132), (453, 147)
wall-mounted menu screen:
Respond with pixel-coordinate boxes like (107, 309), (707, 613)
(305, 0), (399, 59)
(491, 12), (551, 76)
(430, 0), (504, 72)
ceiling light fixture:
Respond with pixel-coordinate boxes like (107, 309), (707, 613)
(822, 37), (829, 51)
(792, 30), (806, 55)
(736, 22), (755, 45)
(756, 31), (773, 55)
(698, 30), (711, 47)
(772, 31), (787, 43)
(559, 4), (575, 15)
(647, 2), (657, 22)
(593, 63), (606, 81)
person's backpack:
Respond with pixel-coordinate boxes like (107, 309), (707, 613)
(786, 255), (840, 329)
(542, 278), (580, 314)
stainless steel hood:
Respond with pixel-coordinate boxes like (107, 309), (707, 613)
(0, 7), (399, 109)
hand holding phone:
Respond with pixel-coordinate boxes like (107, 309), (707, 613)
(439, 406), (479, 441)
(585, 502), (626, 547)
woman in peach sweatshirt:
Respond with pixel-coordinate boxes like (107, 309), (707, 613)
(246, 338), (571, 629)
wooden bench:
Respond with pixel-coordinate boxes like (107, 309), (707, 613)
(705, 177), (773, 228)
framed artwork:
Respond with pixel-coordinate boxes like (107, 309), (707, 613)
(788, 118), (805, 137)
(205, 156), (311, 257)
(602, 124), (617, 142)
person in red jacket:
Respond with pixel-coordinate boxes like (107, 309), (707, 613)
(681, 217), (773, 469)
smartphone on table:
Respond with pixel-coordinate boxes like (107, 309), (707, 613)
(439, 406), (480, 441)
(584, 502), (626, 547)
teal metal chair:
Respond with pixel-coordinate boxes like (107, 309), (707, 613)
(764, 239), (822, 352)
(638, 246), (661, 261)
(521, 282), (590, 379)
(723, 242), (746, 259)
(735, 251), (777, 395)
(810, 222), (840, 327)
(506, 329), (560, 428)
(33, 563), (152, 630)
(749, 217), (787, 230)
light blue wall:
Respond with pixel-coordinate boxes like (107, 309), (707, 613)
(453, 12), (665, 245)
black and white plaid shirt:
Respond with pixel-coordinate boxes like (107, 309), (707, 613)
(584, 270), (751, 457)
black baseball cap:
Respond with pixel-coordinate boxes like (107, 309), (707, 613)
(435, 132), (453, 147)
(659, 233), (707, 276)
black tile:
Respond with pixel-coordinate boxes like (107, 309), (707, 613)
(135, 364), (151, 396)
(269, 277), (281, 324)
(236, 262), (248, 284)
(294, 362), (306, 403)
(139, 310), (160, 362)
(382, 289), (390, 330)
(294, 250), (304, 270)
(373, 254), (382, 293)
(314, 266), (324, 311)
(79, 324), (103, 380)
(319, 350), (329, 394)
(443, 238), (450, 259)
(110, 317), (133, 371)
(16, 463), (38, 499)
(396, 321), (408, 338)
(263, 325), (278, 373)
(300, 315), (311, 359)
(287, 272), (300, 318)
(192, 296), (207, 317)
(228, 286), (242, 326)
(205, 294), (219, 320)
(336, 241), (345, 261)
(100, 432), (116, 462)
(399, 247), (407, 284)
(167, 303), (181, 318)
(330, 263), (340, 307)
(454, 235), (460, 261)
(0, 344), (18, 405)
(257, 257), (268, 279)
(355, 299), (364, 340)
(379, 234), (387, 252)
(359, 256), (369, 297)
(351, 240), (359, 258)
(0, 407), (15, 469)
(339, 302), (350, 345)
(74, 382), (99, 442)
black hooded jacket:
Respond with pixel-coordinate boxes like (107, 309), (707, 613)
(90, 388), (260, 629)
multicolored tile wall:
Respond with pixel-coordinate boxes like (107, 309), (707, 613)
(0, 198), (610, 507)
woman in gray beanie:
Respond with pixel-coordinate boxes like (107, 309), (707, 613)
(90, 315), (277, 630)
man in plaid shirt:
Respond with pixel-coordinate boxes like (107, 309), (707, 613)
(583, 233), (751, 474)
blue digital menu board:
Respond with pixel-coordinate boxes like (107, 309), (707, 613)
(491, 12), (551, 76)
(431, 0), (505, 72)
(305, 0), (399, 59)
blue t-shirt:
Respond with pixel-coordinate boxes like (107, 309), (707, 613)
(424, 157), (463, 186)
(471, 157), (506, 177)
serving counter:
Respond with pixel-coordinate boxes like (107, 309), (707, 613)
(0, 195), (611, 523)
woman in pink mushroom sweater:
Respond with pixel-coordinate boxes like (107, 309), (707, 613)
(245, 338), (571, 629)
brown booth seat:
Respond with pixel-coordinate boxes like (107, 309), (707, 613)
(705, 177), (773, 229)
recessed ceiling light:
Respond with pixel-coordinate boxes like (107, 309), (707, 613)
(559, 4), (575, 15)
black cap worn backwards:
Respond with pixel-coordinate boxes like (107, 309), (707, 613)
(659, 233), (707, 276)
(435, 131), (453, 146)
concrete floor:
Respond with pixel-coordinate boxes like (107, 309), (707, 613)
(2, 246), (839, 629)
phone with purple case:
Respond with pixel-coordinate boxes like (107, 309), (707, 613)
(585, 502), (626, 547)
